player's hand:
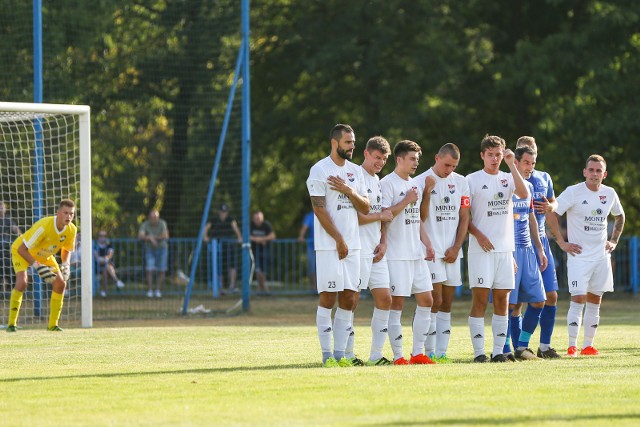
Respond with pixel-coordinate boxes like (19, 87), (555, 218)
(538, 252), (548, 272)
(336, 237), (349, 260)
(443, 246), (460, 263)
(34, 262), (57, 284)
(373, 242), (387, 263)
(404, 187), (419, 204)
(559, 241), (582, 256)
(424, 244), (435, 262)
(605, 240), (617, 253)
(513, 257), (518, 273)
(533, 196), (554, 214)
(379, 210), (393, 223)
(327, 175), (353, 196)
(425, 175), (437, 193)
(60, 264), (71, 282)
(476, 233), (494, 252)
(503, 148), (515, 166)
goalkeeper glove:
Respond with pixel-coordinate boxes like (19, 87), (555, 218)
(60, 264), (71, 282)
(34, 262), (57, 284)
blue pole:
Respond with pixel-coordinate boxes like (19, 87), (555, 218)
(33, 0), (44, 316)
(181, 43), (245, 315)
(241, 0), (251, 311)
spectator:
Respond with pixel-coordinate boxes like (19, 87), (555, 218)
(297, 209), (316, 291)
(0, 201), (21, 292)
(204, 203), (242, 293)
(138, 209), (169, 298)
(69, 231), (82, 276)
(94, 230), (125, 298)
(250, 211), (276, 294)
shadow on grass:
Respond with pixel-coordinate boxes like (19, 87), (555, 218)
(0, 363), (324, 383)
(364, 413), (640, 426)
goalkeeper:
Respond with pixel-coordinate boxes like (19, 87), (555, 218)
(6, 199), (77, 332)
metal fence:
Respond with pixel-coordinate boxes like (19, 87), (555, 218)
(93, 236), (639, 299)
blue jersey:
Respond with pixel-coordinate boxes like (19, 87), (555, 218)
(513, 181), (534, 248)
(526, 170), (555, 236)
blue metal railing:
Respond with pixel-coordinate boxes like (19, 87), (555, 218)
(90, 236), (639, 298)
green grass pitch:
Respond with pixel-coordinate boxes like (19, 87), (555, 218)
(1, 296), (639, 426)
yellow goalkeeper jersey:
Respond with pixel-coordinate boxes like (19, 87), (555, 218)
(11, 216), (77, 261)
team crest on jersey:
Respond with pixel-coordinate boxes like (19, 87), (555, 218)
(500, 179), (508, 188)
(60, 236), (66, 242)
(496, 192), (504, 199)
(448, 184), (455, 194)
(347, 173), (354, 182)
(599, 196), (607, 204)
(592, 208), (603, 215)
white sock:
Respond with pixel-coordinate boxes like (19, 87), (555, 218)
(370, 308), (390, 361)
(333, 307), (352, 360)
(316, 306), (333, 362)
(435, 311), (452, 357)
(469, 316), (485, 358)
(567, 301), (585, 348)
(412, 306), (432, 357)
(582, 302), (601, 349)
(388, 309), (403, 361)
(492, 314), (509, 357)
(424, 312), (437, 355)
(345, 311), (355, 358)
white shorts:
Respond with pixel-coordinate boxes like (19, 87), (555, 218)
(567, 257), (614, 296)
(387, 259), (432, 297)
(468, 251), (515, 290)
(359, 257), (390, 291)
(427, 258), (462, 287)
(316, 249), (361, 293)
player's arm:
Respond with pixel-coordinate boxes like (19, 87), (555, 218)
(534, 196), (557, 214)
(545, 212), (581, 256)
(358, 209), (393, 226)
(60, 248), (72, 265)
(202, 222), (211, 242)
(529, 213), (548, 271)
(386, 187), (419, 218)
(297, 224), (308, 242)
(420, 221), (435, 261)
(420, 175), (436, 222)
(17, 242), (36, 266)
(606, 213), (625, 253)
(372, 222), (388, 263)
(327, 175), (370, 215)
(468, 221), (494, 252)
(311, 195), (348, 259)
(503, 149), (529, 199)
(444, 205), (470, 263)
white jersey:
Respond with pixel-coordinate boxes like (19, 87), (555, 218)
(415, 168), (470, 258)
(466, 169), (520, 253)
(556, 182), (624, 261)
(306, 156), (367, 251)
(380, 172), (423, 260)
(359, 166), (383, 258)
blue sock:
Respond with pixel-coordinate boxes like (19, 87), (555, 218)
(539, 305), (557, 346)
(518, 305), (543, 348)
(510, 314), (522, 350)
(503, 309), (513, 354)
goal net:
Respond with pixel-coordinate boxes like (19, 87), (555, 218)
(0, 102), (92, 328)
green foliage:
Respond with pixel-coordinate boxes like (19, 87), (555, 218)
(1, 0), (638, 236)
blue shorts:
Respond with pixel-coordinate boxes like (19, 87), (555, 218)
(511, 246), (546, 304)
(533, 234), (559, 293)
(145, 246), (168, 272)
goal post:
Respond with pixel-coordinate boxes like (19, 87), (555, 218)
(0, 102), (92, 328)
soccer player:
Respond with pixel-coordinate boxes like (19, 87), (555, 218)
(545, 154), (624, 357)
(415, 143), (470, 363)
(306, 124), (370, 367)
(466, 135), (528, 363)
(347, 136), (394, 366)
(515, 136), (562, 358)
(380, 140), (434, 365)
(505, 146), (549, 361)
(6, 199), (77, 332)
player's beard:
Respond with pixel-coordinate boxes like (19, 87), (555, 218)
(337, 147), (352, 160)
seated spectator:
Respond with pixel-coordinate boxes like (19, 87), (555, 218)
(94, 230), (125, 298)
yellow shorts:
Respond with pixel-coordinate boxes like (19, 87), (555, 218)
(11, 248), (59, 274)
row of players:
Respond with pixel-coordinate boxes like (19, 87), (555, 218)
(307, 124), (625, 366)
